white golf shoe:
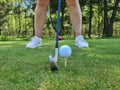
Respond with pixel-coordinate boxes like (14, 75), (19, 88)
(26, 36), (42, 48)
(75, 35), (89, 48)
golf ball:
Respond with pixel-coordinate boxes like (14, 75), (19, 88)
(59, 45), (72, 58)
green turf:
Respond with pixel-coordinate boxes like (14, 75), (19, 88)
(0, 38), (120, 90)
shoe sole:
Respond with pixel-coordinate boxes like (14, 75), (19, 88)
(75, 43), (88, 48)
(26, 44), (42, 48)
(36, 44), (42, 48)
(50, 61), (58, 71)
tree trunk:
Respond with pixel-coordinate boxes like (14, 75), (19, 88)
(33, 15), (35, 36)
(103, 0), (108, 37)
(103, 0), (120, 37)
(61, 3), (65, 35)
(88, 0), (93, 38)
(97, 0), (101, 38)
(0, 28), (2, 35)
(32, 3), (36, 36)
(108, 0), (120, 36)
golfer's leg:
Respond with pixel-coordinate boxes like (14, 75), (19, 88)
(66, 0), (89, 48)
(66, 0), (82, 36)
(35, 0), (50, 37)
(26, 0), (50, 48)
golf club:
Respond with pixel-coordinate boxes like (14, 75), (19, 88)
(49, 0), (61, 71)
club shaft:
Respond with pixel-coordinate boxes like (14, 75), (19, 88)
(55, 0), (61, 48)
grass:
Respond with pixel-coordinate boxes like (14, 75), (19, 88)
(0, 37), (120, 90)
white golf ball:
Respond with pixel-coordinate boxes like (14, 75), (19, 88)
(59, 45), (72, 58)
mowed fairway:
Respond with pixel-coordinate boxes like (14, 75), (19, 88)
(0, 38), (120, 90)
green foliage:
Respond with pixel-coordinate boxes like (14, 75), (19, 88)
(0, 38), (120, 89)
(0, 36), (29, 41)
(0, 0), (120, 37)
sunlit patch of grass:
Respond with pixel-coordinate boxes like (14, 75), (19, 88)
(0, 37), (120, 90)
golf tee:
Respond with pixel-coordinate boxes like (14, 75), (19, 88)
(64, 58), (67, 67)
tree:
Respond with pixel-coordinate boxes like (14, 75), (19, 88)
(103, 0), (120, 37)
(0, 0), (13, 35)
(0, 0), (120, 37)
(88, 0), (93, 38)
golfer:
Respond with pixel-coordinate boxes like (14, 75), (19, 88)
(26, 0), (89, 48)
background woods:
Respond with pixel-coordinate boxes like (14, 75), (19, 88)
(0, 0), (120, 38)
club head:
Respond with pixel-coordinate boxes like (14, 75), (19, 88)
(49, 55), (58, 71)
